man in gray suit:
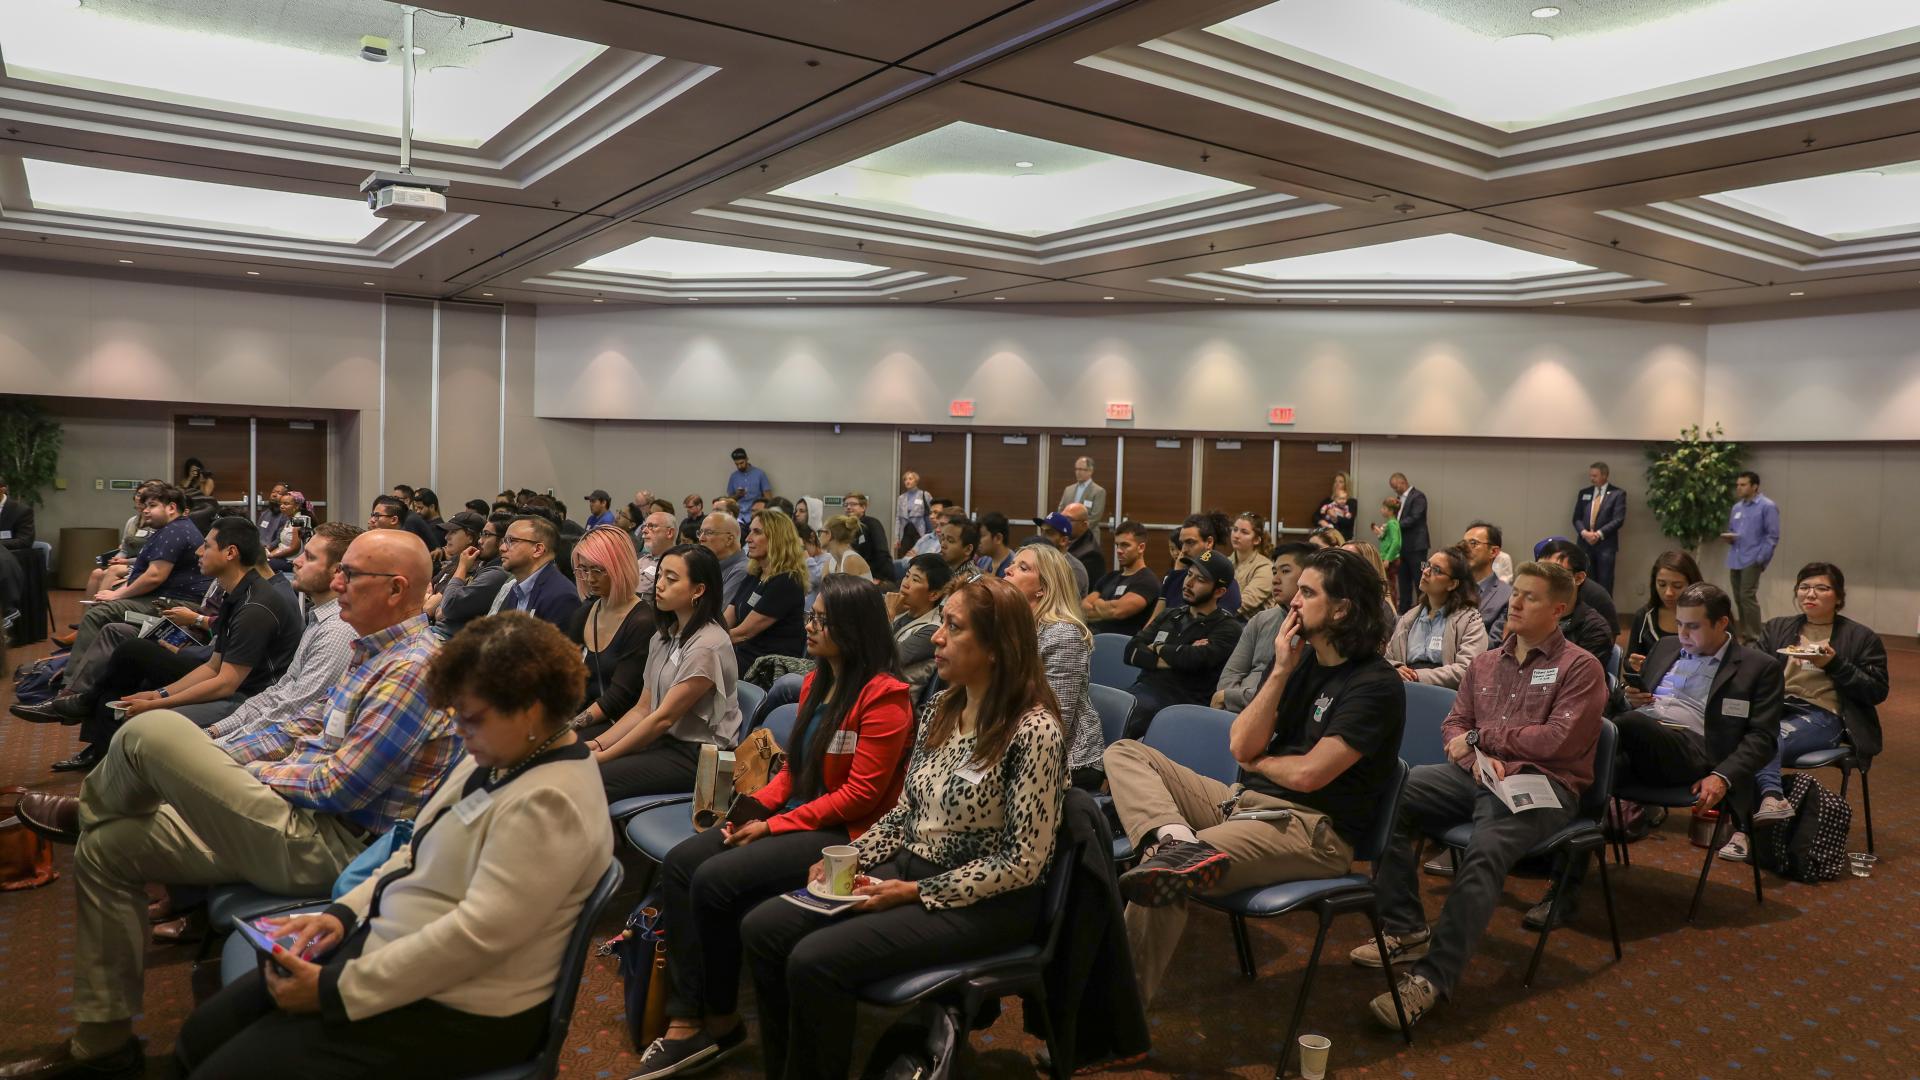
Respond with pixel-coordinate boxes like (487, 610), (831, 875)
(1057, 456), (1108, 528)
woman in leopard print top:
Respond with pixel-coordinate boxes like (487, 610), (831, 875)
(742, 575), (1066, 1080)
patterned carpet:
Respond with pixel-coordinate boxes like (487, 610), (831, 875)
(3, 591), (1914, 1079)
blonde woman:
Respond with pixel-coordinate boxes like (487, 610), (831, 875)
(1004, 542), (1105, 788)
(1229, 512), (1275, 618)
(820, 514), (872, 580)
(1316, 472), (1359, 542)
(726, 509), (809, 669)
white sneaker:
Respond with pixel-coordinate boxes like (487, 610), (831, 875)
(1717, 831), (1749, 862)
(1752, 795), (1794, 824)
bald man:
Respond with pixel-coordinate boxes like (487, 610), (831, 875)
(636, 510), (677, 598)
(7, 529), (462, 1078)
(701, 511), (750, 601)
(1062, 501), (1107, 589)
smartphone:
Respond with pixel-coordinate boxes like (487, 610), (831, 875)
(231, 915), (306, 971)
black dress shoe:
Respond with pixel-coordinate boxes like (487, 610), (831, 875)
(50, 746), (103, 774)
(0, 1038), (142, 1080)
(10, 695), (89, 724)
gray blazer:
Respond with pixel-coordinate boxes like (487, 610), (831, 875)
(1384, 605), (1489, 690)
(1057, 480), (1108, 524)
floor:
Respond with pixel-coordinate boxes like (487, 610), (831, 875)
(3, 590), (1914, 1079)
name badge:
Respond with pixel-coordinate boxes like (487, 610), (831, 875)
(0, 531), (10, 540)
(453, 788), (493, 825)
(1732, 510), (1743, 520)
(1530, 667), (1559, 686)
(955, 762), (988, 786)
(828, 730), (858, 754)
(324, 708), (348, 740)
(1110, 585), (1126, 598)
(1427, 630), (1446, 653)
(748, 592), (762, 607)
(1580, 493), (1591, 501)
(1153, 630), (1169, 645)
(1724, 698), (1751, 718)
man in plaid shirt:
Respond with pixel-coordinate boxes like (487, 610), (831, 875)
(6, 530), (460, 1077)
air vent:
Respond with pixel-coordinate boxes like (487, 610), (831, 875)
(1630, 294), (1694, 304)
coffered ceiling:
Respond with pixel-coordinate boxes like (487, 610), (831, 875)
(3, 0), (1918, 310)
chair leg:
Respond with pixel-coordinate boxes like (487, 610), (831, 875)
(1230, 913), (1257, 979)
(1593, 846), (1622, 961)
(1366, 906), (1413, 1046)
(1523, 854), (1573, 987)
(1028, 984), (1062, 1080)
(1274, 908), (1335, 1080)
(1687, 813), (1730, 923)
(1860, 771), (1874, 854)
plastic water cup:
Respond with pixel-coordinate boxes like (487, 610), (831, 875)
(1298, 1034), (1331, 1079)
(1849, 852), (1877, 878)
(822, 845), (859, 895)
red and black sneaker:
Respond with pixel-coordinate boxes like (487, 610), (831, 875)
(1117, 839), (1232, 907)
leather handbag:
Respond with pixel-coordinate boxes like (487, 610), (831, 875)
(0, 787), (59, 891)
(691, 727), (787, 831)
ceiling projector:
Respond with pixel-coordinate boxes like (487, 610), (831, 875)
(360, 171), (450, 221)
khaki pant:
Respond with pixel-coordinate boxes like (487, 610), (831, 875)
(1729, 564), (1765, 644)
(1104, 739), (1353, 1006)
(73, 710), (367, 1023)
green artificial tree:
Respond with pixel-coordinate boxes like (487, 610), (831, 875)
(1642, 423), (1742, 553)
(0, 396), (63, 506)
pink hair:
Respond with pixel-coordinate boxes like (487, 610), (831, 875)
(573, 524), (640, 601)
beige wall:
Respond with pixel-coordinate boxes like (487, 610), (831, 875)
(583, 421), (896, 519)
(1706, 304), (1920, 441)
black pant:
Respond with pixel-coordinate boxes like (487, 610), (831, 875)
(658, 823), (847, 1019)
(601, 736), (703, 802)
(1583, 541), (1617, 596)
(1397, 548), (1428, 615)
(175, 964), (546, 1079)
(80, 636), (199, 745)
(741, 852), (1044, 1080)
(1122, 679), (1191, 741)
(1612, 709), (1714, 789)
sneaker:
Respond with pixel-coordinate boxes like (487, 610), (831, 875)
(1369, 972), (1439, 1031)
(629, 1024), (745, 1080)
(1717, 831), (1750, 862)
(1421, 852), (1455, 877)
(1349, 926), (1431, 969)
(1522, 885), (1581, 931)
(1752, 795), (1794, 824)
(1116, 839), (1232, 907)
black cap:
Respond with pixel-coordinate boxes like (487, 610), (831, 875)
(584, 489), (611, 504)
(445, 510), (488, 539)
(731, 448), (748, 460)
(1186, 549), (1233, 588)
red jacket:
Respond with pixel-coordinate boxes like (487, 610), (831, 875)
(751, 671), (913, 838)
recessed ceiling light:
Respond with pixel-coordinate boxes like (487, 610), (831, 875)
(994, 296), (1006, 300)
(1102, 296), (1116, 300)
(579, 237), (884, 279)
(1326, 299), (1340, 303)
(1213, 297), (1226, 301)
(688, 297), (700, 301)
(1443, 299), (1455, 304)
(364, 281), (377, 286)
(1530, 6), (1561, 17)
(1013, 161), (1034, 169)
(245, 270), (260, 275)
(1789, 291), (1805, 296)
(785, 296), (797, 301)
(479, 290), (492, 295)
(1677, 301), (1692, 306)
(1552, 300), (1566, 305)
(592, 298), (604, 303)
(116, 258), (132, 264)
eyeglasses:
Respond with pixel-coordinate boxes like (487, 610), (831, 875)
(1461, 538), (1490, 549)
(369, 512), (399, 522)
(573, 562), (607, 577)
(335, 565), (401, 585)
(500, 534), (538, 549)
(696, 529), (723, 540)
(1421, 563), (1448, 576)
(1794, 583), (1835, 595)
(804, 611), (828, 628)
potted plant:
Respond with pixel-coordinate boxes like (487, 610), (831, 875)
(1642, 423), (1742, 553)
(0, 397), (62, 507)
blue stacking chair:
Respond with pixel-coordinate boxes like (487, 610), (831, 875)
(1192, 762), (1415, 1077)
(1606, 644), (1623, 690)
(736, 681), (767, 731)
(1089, 683), (1136, 748)
(1111, 705), (1239, 862)
(1089, 633), (1133, 690)
(1430, 720), (1623, 986)
(1789, 745), (1873, 853)
(623, 704), (800, 864)
(1399, 683), (1456, 768)
(608, 685), (783, 820)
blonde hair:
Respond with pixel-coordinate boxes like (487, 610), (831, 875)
(1342, 540), (1389, 587)
(748, 509), (808, 587)
(1021, 543), (1092, 649)
(823, 514), (859, 545)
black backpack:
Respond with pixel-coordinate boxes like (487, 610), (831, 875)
(1754, 773), (1851, 883)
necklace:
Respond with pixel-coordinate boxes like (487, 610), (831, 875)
(489, 726), (571, 787)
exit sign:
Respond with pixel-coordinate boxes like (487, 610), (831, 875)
(1107, 402), (1134, 421)
(949, 399), (975, 418)
(1268, 406), (1296, 425)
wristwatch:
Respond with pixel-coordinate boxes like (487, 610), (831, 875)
(158, 688), (171, 699)
(1464, 729), (1479, 749)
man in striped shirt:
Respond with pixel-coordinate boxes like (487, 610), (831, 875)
(6, 529), (460, 1079)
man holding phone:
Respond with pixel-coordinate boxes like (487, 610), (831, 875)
(1102, 549), (1405, 1007)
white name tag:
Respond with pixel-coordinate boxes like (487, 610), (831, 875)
(1153, 630), (1169, 645)
(453, 788), (493, 825)
(1724, 698), (1751, 718)
(828, 730), (858, 754)
(1530, 667), (1559, 686)
(748, 592), (762, 606)
(955, 762), (988, 786)
(0, 531), (11, 540)
(1110, 585), (1126, 598)
(1580, 494), (1591, 501)
(324, 708), (348, 740)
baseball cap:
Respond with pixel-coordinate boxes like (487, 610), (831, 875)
(1533, 536), (1569, 560)
(583, 489), (611, 504)
(445, 510), (487, 539)
(1033, 512), (1073, 537)
(730, 447), (748, 460)
(1186, 549), (1233, 588)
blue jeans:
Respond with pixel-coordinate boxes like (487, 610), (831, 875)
(1753, 701), (1843, 798)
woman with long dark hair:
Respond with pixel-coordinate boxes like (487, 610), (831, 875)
(741, 575), (1066, 1080)
(1624, 550), (1703, 675)
(635, 575), (914, 1078)
(588, 545), (742, 801)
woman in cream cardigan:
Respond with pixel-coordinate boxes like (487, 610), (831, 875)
(174, 612), (614, 1078)
(1384, 545), (1488, 689)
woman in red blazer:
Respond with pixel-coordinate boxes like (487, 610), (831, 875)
(642, 574), (913, 1078)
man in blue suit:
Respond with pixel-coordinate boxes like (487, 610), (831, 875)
(1571, 461), (1626, 596)
(497, 514), (582, 630)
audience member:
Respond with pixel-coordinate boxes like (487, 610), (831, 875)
(1384, 546), (1488, 689)
(367, 494), (405, 532)
(1083, 520), (1160, 638)
(680, 494), (706, 544)
(637, 510), (678, 598)
(739, 575), (1065, 1080)
(1724, 470), (1780, 644)
(79, 482), (162, 603)
(428, 510), (487, 595)
(1315, 472), (1359, 542)
(264, 490), (308, 573)
(1122, 549), (1243, 739)
(1030, 512), (1091, 596)
(1005, 544), (1104, 789)
(181, 458), (216, 501)
(499, 514), (584, 629)
(1058, 456), (1108, 527)
(465, 498), (491, 517)
(1462, 521), (1511, 645)
(1725, 563), (1889, 860)
(1359, 560), (1604, 1029)
(888, 554), (949, 700)
(817, 515), (873, 582)
(977, 512), (1015, 577)
(1061, 502), (1105, 586)
(641, 576), (914, 1078)
(1152, 513), (1242, 619)
(587, 545), (742, 801)
(1535, 536), (1620, 632)
(895, 471), (934, 545)
(7, 529), (460, 1080)
(409, 488), (446, 549)
(723, 448), (772, 519)
(1228, 512), (1275, 617)
(433, 512), (516, 637)
(938, 515), (983, 581)
(174, 612), (610, 1078)
(253, 481), (288, 545)
(0, 476), (37, 557)
(1308, 526), (1345, 549)
(841, 492), (894, 583)
(1535, 540), (1617, 664)
(1340, 540), (1399, 629)
(907, 499), (949, 559)
(698, 512), (750, 600)
(727, 509), (809, 670)
(582, 489), (616, 529)
(1572, 462), (1626, 595)
(1626, 551), (1703, 674)
(1108, 548), (1402, 1006)
(567, 525), (656, 738)
(1212, 543), (1314, 711)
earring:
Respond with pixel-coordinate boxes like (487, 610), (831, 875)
(527, 732), (537, 742)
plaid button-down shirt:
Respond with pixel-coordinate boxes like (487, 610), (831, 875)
(227, 613), (460, 835)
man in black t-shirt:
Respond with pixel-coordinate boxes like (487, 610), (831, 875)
(1083, 520), (1159, 638)
(1104, 548), (1403, 1006)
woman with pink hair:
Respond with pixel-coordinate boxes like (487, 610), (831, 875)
(566, 524), (656, 731)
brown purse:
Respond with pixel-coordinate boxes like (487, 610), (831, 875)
(0, 787), (59, 891)
(691, 727), (789, 831)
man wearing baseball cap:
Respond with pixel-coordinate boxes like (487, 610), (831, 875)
(1118, 548), (1243, 740)
(582, 489), (616, 530)
(1028, 511), (1090, 595)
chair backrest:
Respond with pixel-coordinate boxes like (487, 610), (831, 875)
(737, 681), (767, 729)
(1090, 633), (1133, 690)
(1357, 760), (1411, 867)
(762, 702), (801, 748)
(1141, 704), (1239, 785)
(1399, 682), (1456, 767)
(1089, 683), (1137, 747)
(511, 859), (624, 1079)
(1580, 719), (1619, 822)
(1606, 644), (1623, 688)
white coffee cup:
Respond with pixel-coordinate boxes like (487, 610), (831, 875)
(1298, 1034), (1332, 1080)
(106, 700), (129, 722)
(822, 845), (859, 895)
